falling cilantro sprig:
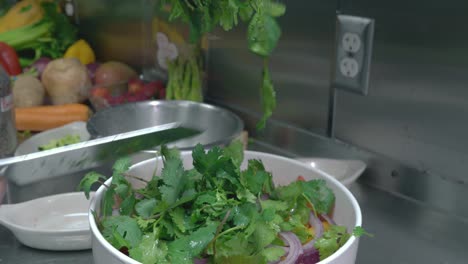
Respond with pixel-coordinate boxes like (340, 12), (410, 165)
(159, 0), (285, 129)
(78, 141), (369, 263)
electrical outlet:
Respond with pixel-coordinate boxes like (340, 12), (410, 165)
(339, 58), (359, 78)
(333, 14), (375, 95)
(342, 33), (361, 53)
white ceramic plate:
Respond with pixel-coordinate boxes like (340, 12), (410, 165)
(295, 158), (366, 187)
(15, 121), (90, 156)
(0, 192), (93, 251)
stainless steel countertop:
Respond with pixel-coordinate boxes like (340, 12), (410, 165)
(1, 182), (467, 264)
(1, 139), (467, 263)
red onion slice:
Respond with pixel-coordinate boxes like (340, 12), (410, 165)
(302, 212), (324, 251)
(296, 249), (320, 264)
(194, 258), (209, 264)
(278, 232), (303, 264)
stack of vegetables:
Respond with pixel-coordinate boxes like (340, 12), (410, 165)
(0, 0), (164, 133)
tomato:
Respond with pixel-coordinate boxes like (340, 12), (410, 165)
(0, 42), (21, 76)
(91, 87), (111, 98)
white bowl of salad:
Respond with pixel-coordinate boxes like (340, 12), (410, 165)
(84, 142), (364, 264)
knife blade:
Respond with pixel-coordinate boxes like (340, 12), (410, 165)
(0, 122), (201, 186)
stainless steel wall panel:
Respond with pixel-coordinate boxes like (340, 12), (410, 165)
(336, 0), (468, 185)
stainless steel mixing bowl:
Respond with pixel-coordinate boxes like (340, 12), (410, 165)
(87, 100), (244, 149)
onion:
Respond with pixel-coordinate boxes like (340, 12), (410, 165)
(86, 62), (100, 84)
(320, 214), (336, 225)
(194, 258), (208, 264)
(278, 232), (303, 264)
(25, 57), (51, 80)
(296, 249), (320, 264)
(302, 212), (324, 251)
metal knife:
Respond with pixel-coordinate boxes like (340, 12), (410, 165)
(0, 122), (201, 186)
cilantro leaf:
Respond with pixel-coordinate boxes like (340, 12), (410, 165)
(129, 235), (170, 264)
(267, 2), (286, 17)
(247, 13), (281, 57)
(169, 207), (186, 233)
(257, 64), (277, 130)
(239, 1), (254, 22)
(136, 198), (157, 219)
(302, 179), (335, 215)
(262, 246), (285, 262)
(353, 226), (374, 237)
(78, 171), (106, 199)
(223, 140), (244, 168)
(161, 145), (181, 161)
(136, 217), (156, 231)
(102, 187), (116, 217)
(120, 195), (136, 216)
(219, 0), (240, 30)
(241, 159), (274, 195)
(232, 203), (257, 228)
(138, 176), (162, 199)
(168, 223), (218, 262)
(252, 219), (278, 250)
(192, 144), (223, 175)
(112, 157), (132, 177)
(159, 158), (187, 205)
(315, 225), (351, 261)
(275, 179), (335, 215)
(102, 216), (143, 248)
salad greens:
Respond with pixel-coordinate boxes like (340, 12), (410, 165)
(38, 134), (81, 151)
(80, 142), (367, 264)
(159, 0), (284, 129)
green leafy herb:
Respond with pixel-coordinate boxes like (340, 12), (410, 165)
(315, 225), (352, 261)
(129, 235), (170, 264)
(0, 1), (77, 67)
(353, 226), (374, 237)
(159, 158), (187, 205)
(159, 0), (285, 128)
(257, 63), (276, 130)
(79, 141), (365, 263)
(102, 216), (143, 249)
(78, 172), (106, 199)
(135, 198), (158, 219)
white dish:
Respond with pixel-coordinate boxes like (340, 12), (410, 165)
(295, 158), (366, 187)
(15, 121), (90, 156)
(89, 150), (362, 264)
(0, 192), (93, 251)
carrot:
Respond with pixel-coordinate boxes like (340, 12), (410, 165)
(15, 104), (91, 131)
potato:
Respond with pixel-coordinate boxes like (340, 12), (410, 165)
(42, 58), (92, 105)
(12, 75), (45, 107)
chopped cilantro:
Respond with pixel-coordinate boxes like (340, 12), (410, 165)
(78, 141), (367, 263)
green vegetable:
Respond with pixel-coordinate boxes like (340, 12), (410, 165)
(38, 134), (81, 151)
(0, 1), (77, 67)
(79, 141), (367, 263)
(160, 0), (285, 128)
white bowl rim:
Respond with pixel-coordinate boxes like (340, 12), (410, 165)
(89, 150), (362, 264)
(14, 121), (90, 156)
(1, 192), (92, 234)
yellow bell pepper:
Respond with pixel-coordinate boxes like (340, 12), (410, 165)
(63, 39), (96, 65)
(0, 0), (44, 34)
